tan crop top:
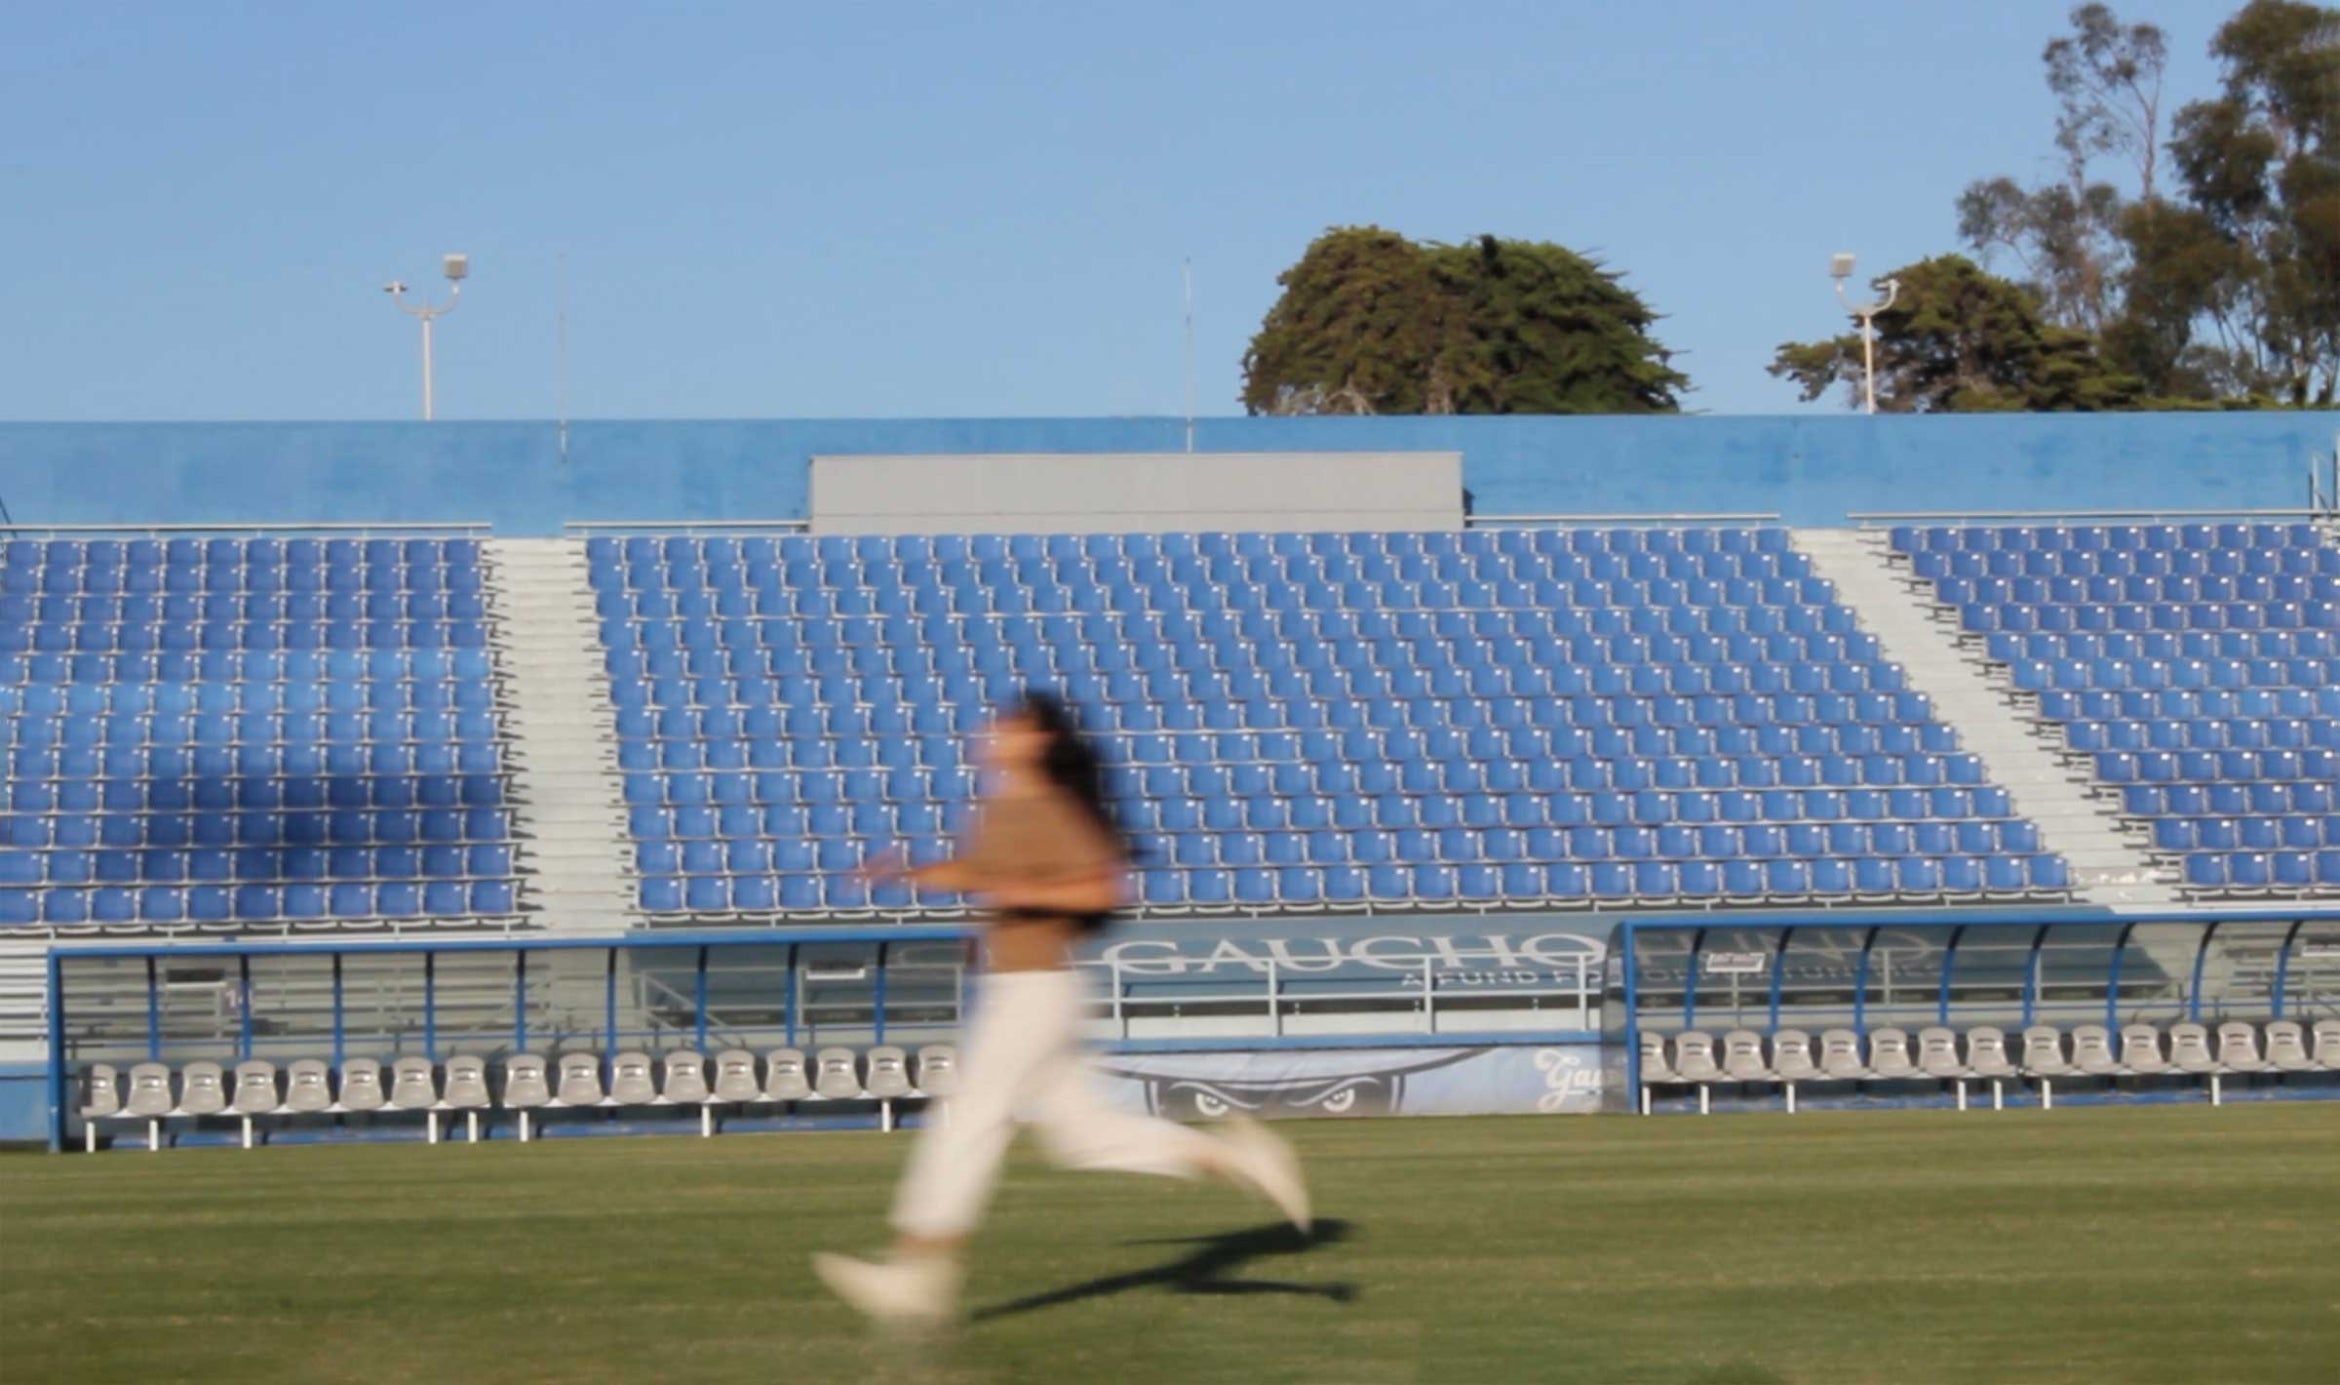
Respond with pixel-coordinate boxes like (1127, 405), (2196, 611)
(957, 788), (1126, 892)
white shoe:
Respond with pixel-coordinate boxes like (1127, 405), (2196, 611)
(1222, 1116), (1311, 1233)
(811, 1251), (961, 1329)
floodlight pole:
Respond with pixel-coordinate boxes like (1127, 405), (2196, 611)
(385, 254), (469, 421)
(1831, 254), (1899, 416)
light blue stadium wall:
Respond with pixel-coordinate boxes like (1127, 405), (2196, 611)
(2, 414), (2331, 533)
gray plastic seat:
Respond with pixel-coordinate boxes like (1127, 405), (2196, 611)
(608, 1051), (657, 1106)
(1770, 1030), (1819, 1083)
(125, 1062), (175, 1116)
(81, 1064), (122, 1120)
(914, 1045), (959, 1099)
(660, 1051), (711, 1105)
(2020, 1026), (2073, 1077)
(283, 1059), (333, 1114)
(1916, 1027), (1965, 1080)
(2071, 1024), (2121, 1076)
(2119, 1023), (2169, 1075)
(441, 1055), (491, 1108)
(1673, 1031), (1722, 1083)
(813, 1046), (864, 1101)
(502, 1054), (552, 1108)
(2264, 1021), (2314, 1072)
(229, 1060), (280, 1117)
(387, 1057), (439, 1110)
(175, 1061), (227, 1117)
(764, 1048), (812, 1102)
(1867, 1027), (1917, 1080)
(1638, 1032), (1680, 1084)
(2314, 1020), (2340, 1070)
(1818, 1029), (1869, 1080)
(2168, 1022), (2218, 1074)
(335, 1060), (386, 1113)
(2215, 1021), (2269, 1073)
(710, 1049), (761, 1104)
(553, 1053), (606, 1107)
(1720, 1029), (1768, 1082)
(864, 1046), (914, 1100)
(1965, 1027), (2017, 1079)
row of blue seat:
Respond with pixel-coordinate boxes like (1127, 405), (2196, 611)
(1892, 522), (2323, 552)
(3, 569), (487, 599)
(1910, 546), (2339, 579)
(1, 682), (496, 718)
(0, 843), (514, 883)
(1962, 602), (2338, 636)
(642, 817), (2053, 876)
(1988, 632), (2337, 662)
(3, 538), (482, 567)
(8, 746), (505, 783)
(0, 808), (511, 851)
(589, 528), (1803, 566)
(2010, 657), (2331, 691)
(0, 880), (516, 926)
(2117, 782), (2334, 816)
(2062, 718), (2340, 752)
(2040, 687), (2340, 719)
(4, 782), (507, 824)
(2152, 816), (2340, 851)
(2095, 748), (2336, 782)
(6, 595), (489, 626)
(629, 780), (2022, 839)
(0, 649), (496, 684)
(2181, 852), (2340, 889)
(638, 853), (2079, 916)
(1936, 574), (2337, 604)
(6, 711), (501, 747)
(1, 622), (493, 653)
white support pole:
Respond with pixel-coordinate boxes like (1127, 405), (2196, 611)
(1785, 1082), (1797, 1115)
(1955, 1080), (1968, 1112)
(1991, 1079), (2003, 1111)
(148, 1118), (161, 1152)
(519, 1110), (532, 1143)
(1697, 1084), (1710, 1116)
(466, 1111), (479, 1144)
(2210, 1073), (2222, 1107)
(419, 315), (435, 422)
(881, 1099), (894, 1134)
(2041, 1079), (2053, 1111)
(700, 1105), (713, 1138)
(240, 1116), (253, 1150)
(1639, 1085), (1651, 1116)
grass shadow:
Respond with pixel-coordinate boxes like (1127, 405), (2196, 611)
(969, 1219), (1357, 1323)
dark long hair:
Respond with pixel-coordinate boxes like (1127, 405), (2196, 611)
(1006, 689), (1126, 850)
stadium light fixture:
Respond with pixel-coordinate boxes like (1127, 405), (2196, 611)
(1831, 252), (1899, 417)
(383, 253), (468, 420)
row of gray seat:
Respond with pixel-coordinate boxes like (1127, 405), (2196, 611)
(78, 1044), (959, 1149)
(1640, 1018), (2340, 1113)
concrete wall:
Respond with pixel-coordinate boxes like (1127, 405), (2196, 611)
(810, 451), (1462, 533)
(0, 412), (2331, 535)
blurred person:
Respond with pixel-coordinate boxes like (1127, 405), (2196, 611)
(813, 691), (1309, 1328)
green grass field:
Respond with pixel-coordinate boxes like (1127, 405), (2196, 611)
(4, 1104), (2336, 1384)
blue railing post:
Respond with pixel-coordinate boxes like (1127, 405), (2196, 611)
(1766, 926), (1795, 1032)
(2021, 925), (2049, 1030)
(2188, 921), (2220, 1024)
(237, 955), (254, 1062)
(2105, 922), (2137, 1032)
(1620, 921), (1642, 1104)
(2270, 917), (2305, 1021)
(693, 946), (710, 1053)
(1853, 927), (1881, 1037)
(46, 950), (67, 1154)
(1681, 927), (1707, 1032)
(144, 955), (160, 1062)
(1937, 925), (1966, 1027)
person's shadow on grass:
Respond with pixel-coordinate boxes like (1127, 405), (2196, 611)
(970, 1219), (1358, 1322)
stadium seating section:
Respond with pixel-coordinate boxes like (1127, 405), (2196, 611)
(592, 528), (2073, 917)
(0, 537), (519, 928)
(1891, 522), (2340, 896)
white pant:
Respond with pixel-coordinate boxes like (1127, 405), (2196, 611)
(891, 968), (1221, 1240)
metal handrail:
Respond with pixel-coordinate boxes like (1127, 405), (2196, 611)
(564, 519), (812, 534)
(1848, 508), (2331, 525)
(1467, 512), (1781, 526)
(0, 521), (491, 536)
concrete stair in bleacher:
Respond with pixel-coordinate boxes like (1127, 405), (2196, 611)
(1793, 528), (2181, 909)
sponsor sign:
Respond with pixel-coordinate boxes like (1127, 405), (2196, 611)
(1092, 1042), (1604, 1120)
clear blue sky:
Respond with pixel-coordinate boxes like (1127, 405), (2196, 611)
(3, 1), (2238, 421)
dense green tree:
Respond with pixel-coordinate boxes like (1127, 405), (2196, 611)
(1242, 227), (1685, 415)
(1769, 255), (2151, 412)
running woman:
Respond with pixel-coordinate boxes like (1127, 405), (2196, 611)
(813, 691), (1310, 1328)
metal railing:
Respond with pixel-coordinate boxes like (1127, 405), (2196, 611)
(1466, 512), (1781, 528)
(565, 519), (811, 536)
(1077, 947), (1599, 1040)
